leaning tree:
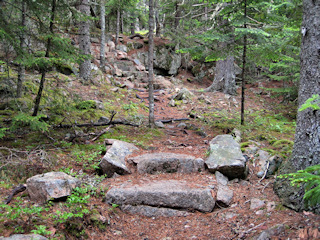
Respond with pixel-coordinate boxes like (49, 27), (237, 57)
(274, 0), (320, 213)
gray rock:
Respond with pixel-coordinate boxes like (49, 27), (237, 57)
(26, 172), (80, 203)
(155, 121), (165, 128)
(169, 99), (175, 107)
(250, 198), (266, 210)
(256, 151), (282, 178)
(98, 140), (138, 177)
(255, 224), (285, 240)
(153, 45), (181, 76)
(205, 135), (247, 179)
(215, 171), (229, 185)
(0, 234), (48, 240)
(117, 44), (127, 52)
(217, 185), (233, 206)
(177, 122), (187, 128)
(121, 205), (189, 217)
(134, 42), (144, 49)
(98, 116), (110, 123)
(129, 153), (205, 174)
(105, 180), (215, 212)
(174, 88), (193, 100)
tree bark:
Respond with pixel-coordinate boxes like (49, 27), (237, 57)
(240, 0), (247, 126)
(32, 0), (56, 116)
(115, 8), (120, 49)
(204, 56), (236, 96)
(79, 0), (91, 82)
(274, 0), (320, 213)
(148, 0), (155, 127)
(16, 0), (26, 98)
(100, 0), (106, 72)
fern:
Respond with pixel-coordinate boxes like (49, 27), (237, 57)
(279, 165), (320, 207)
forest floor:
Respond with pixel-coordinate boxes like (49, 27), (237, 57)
(1, 37), (320, 239)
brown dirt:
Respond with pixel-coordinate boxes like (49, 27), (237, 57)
(1, 36), (319, 240)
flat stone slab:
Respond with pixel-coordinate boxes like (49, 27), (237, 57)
(129, 153), (205, 174)
(121, 205), (190, 217)
(205, 135), (247, 179)
(26, 172), (80, 203)
(105, 180), (215, 213)
(99, 140), (138, 177)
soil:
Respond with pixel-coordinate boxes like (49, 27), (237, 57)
(0, 35), (319, 240)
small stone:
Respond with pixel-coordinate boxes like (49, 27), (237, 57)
(267, 201), (276, 212)
(255, 210), (264, 215)
(169, 99), (175, 107)
(250, 198), (265, 210)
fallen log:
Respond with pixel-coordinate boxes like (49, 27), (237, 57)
(55, 119), (139, 128)
(129, 33), (144, 39)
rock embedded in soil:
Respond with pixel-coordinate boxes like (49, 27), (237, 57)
(26, 172), (80, 203)
(255, 224), (285, 240)
(105, 180), (215, 213)
(205, 135), (247, 179)
(217, 185), (234, 207)
(98, 140), (138, 177)
(129, 152), (205, 174)
(0, 234), (48, 240)
(250, 198), (266, 210)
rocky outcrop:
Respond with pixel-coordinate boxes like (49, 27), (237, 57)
(105, 180), (215, 216)
(26, 172), (80, 203)
(98, 140), (138, 177)
(128, 152), (205, 174)
(205, 135), (247, 179)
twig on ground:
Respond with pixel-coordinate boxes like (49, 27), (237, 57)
(238, 222), (266, 239)
(258, 161), (270, 183)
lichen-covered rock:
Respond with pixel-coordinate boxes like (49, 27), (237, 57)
(205, 135), (247, 179)
(26, 172), (80, 203)
(98, 140), (138, 177)
(129, 152), (205, 174)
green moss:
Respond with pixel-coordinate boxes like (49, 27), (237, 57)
(75, 100), (97, 110)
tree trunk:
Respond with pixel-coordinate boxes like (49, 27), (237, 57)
(120, 10), (124, 34)
(240, 0), (247, 126)
(155, 0), (161, 37)
(16, 0), (26, 98)
(32, 0), (56, 116)
(130, 14), (135, 35)
(148, 0), (155, 127)
(115, 8), (120, 49)
(100, 0), (106, 72)
(274, 0), (320, 213)
(204, 56), (236, 96)
(174, 1), (180, 29)
(79, 0), (91, 82)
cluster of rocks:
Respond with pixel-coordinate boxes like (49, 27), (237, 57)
(2, 133), (285, 239)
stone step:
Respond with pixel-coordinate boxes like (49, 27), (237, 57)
(128, 152), (205, 174)
(105, 180), (215, 217)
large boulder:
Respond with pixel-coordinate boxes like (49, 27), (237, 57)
(26, 172), (80, 203)
(129, 152), (205, 174)
(0, 234), (48, 240)
(154, 45), (181, 76)
(205, 135), (247, 179)
(105, 180), (215, 213)
(98, 140), (138, 177)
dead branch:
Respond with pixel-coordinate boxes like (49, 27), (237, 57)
(159, 118), (190, 123)
(4, 184), (27, 204)
(238, 222), (265, 239)
(90, 126), (113, 142)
